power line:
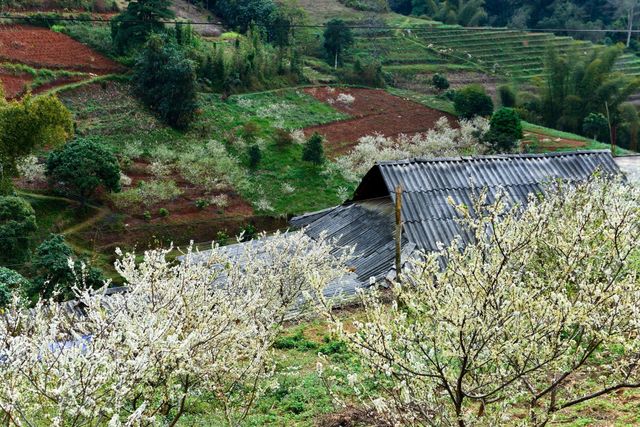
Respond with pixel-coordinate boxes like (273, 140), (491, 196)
(2, 14), (640, 34)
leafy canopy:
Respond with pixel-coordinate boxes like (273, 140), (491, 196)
(0, 94), (73, 194)
(454, 84), (494, 119)
(133, 35), (198, 129)
(302, 132), (325, 164)
(46, 139), (121, 206)
(0, 196), (37, 263)
(323, 19), (354, 67)
(110, 0), (175, 53)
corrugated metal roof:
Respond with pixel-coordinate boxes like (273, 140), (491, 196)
(351, 150), (621, 252)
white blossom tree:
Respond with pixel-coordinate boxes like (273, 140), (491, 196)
(315, 177), (640, 426)
(0, 231), (347, 426)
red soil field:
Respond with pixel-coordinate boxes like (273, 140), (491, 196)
(304, 87), (458, 156)
(0, 73), (33, 98)
(0, 25), (124, 74)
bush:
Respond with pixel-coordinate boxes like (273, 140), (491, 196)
(0, 267), (31, 307)
(0, 196), (37, 263)
(29, 234), (104, 301)
(46, 139), (121, 207)
(339, 59), (386, 87)
(454, 84), (494, 119)
(158, 207), (169, 217)
(111, 0), (174, 53)
(583, 112), (609, 142)
(498, 84), (517, 108)
(133, 35), (198, 129)
(431, 73), (450, 92)
(247, 145), (262, 169)
(484, 107), (523, 153)
(302, 132), (325, 165)
(273, 127), (294, 148)
(195, 198), (210, 209)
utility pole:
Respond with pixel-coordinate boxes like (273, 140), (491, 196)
(395, 185), (403, 282)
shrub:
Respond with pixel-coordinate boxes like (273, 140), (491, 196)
(273, 127), (294, 148)
(302, 132), (325, 165)
(29, 234), (104, 301)
(143, 210), (152, 221)
(498, 84), (517, 108)
(247, 145), (262, 169)
(582, 112), (609, 142)
(176, 141), (246, 192)
(215, 230), (229, 245)
(17, 156), (46, 183)
(195, 198), (210, 209)
(431, 73), (450, 92)
(158, 207), (169, 217)
(339, 59), (385, 87)
(210, 194), (230, 209)
(484, 107), (523, 153)
(453, 84), (494, 119)
(110, 180), (182, 210)
(0, 267), (31, 307)
(46, 139), (121, 207)
(133, 35), (198, 129)
(0, 196), (38, 263)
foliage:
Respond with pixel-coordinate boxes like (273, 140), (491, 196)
(0, 95), (73, 194)
(498, 84), (517, 107)
(334, 116), (488, 182)
(158, 207), (169, 217)
(46, 139), (121, 206)
(431, 73), (450, 91)
(315, 177), (640, 426)
(324, 19), (354, 68)
(176, 141), (247, 192)
(29, 234), (104, 301)
(274, 127), (294, 147)
(484, 107), (523, 153)
(247, 144), (262, 169)
(110, 0), (175, 53)
(200, 28), (302, 94)
(619, 102), (640, 152)
(453, 84), (494, 119)
(338, 0), (389, 12)
(302, 132), (325, 165)
(133, 35), (198, 129)
(412, 0), (488, 26)
(0, 231), (347, 426)
(110, 179), (182, 211)
(213, 0), (277, 32)
(531, 46), (640, 137)
(0, 267), (31, 307)
(339, 59), (386, 87)
(17, 155), (47, 184)
(0, 196), (37, 264)
(583, 112), (610, 142)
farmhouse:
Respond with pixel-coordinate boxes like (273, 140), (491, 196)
(290, 150), (622, 292)
(185, 150), (624, 300)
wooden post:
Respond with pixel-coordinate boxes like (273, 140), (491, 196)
(605, 101), (616, 155)
(395, 185), (403, 282)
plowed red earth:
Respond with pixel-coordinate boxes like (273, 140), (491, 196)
(0, 25), (124, 74)
(0, 73), (33, 98)
(304, 87), (458, 156)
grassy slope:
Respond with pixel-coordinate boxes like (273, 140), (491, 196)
(58, 81), (352, 215)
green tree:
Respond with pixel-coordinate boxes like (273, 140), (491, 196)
(619, 102), (640, 151)
(0, 267), (30, 307)
(582, 112), (609, 141)
(323, 19), (354, 68)
(110, 0), (175, 53)
(484, 107), (522, 152)
(454, 84), (494, 119)
(431, 73), (450, 91)
(413, 0), (487, 26)
(29, 234), (104, 301)
(0, 196), (37, 264)
(133, 35), (198, 129)
(0, 94), (73, 194)
(247, 144), (261, 169)
(537, 46), (640, 136)
(46, 139), (121, 207)
(498, 84), (517, 107)
(302, 132), (325, 164)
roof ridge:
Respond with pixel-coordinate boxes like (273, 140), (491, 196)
(374, 150), (612, 166)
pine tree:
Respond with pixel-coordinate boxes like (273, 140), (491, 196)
(302, 132), (325, 164)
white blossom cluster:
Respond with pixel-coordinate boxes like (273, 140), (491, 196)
(333, 116), (489, 183)
(0, 231), (347, 426)
(314, 177), (640, 426)
(16, 155), (46, 184)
